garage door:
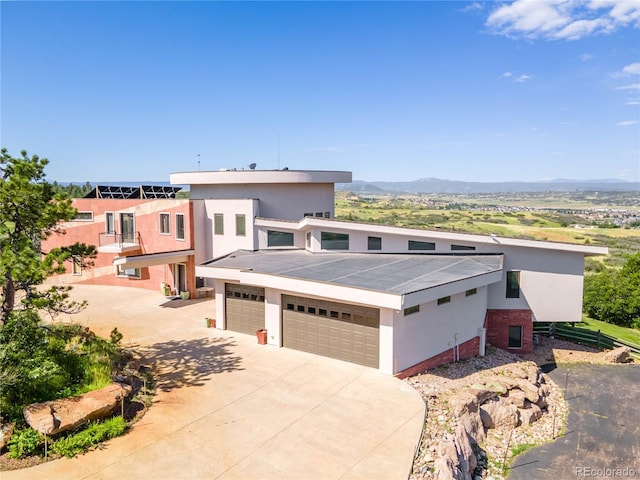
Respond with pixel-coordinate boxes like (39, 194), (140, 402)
(225, 284), (265, 335)
(282, 295), (379, 368)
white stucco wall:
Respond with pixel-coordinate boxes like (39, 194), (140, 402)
(190, 183), (336, 221)
(480, 245), (585, 322)
(200, 199), (259, 260)
(392, 286), (488, 373)
(264, 287), (281, 346)
(213, 279), (226, 329)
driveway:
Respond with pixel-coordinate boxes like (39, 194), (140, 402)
(4, 285), (425, 480)
(509, 363), (640, 479)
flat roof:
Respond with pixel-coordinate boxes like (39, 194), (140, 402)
(202, 250), (503, 295)
(170, 170), (352, 186)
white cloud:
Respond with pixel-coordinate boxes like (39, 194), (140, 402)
(622, 63), (640, 75)
(617, 120), (638, 126)
(460, 2), (484, 13)
(579, 53), (594, 61)
(486, 0), (640, 41)
(501, 71), (532, 83)
(626, 100), (640, 105)
(614, 83), (640, 91)
(515, 74), (532, 82)
(612, 62), (640, 78)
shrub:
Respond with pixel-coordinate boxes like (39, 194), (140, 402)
(0, 312), (123, 422)
(8, 427), (42, 459)
(51, 416), (127, 458)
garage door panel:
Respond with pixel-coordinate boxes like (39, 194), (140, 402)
(225, 284), (265, 336)
(283, 295), (379, 368)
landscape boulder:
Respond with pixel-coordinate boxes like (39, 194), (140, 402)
(504, 388), (526, 408)
(479, 397), (520, 429)
(603, 346), (631, 364)
(434, 436), (474, 480)
(0, 422), (15, 451)
(519, 402), (543, 425)
(24, 382), (132, 435)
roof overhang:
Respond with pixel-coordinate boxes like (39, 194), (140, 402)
(114, 250), (195, 269)
(170, 170), (352, 186)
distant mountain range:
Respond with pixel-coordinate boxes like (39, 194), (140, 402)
(337, 178), (640, 194)
(59, 178), (639, 194)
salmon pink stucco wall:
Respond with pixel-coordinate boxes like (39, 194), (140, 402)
(42, 198), (197, 295)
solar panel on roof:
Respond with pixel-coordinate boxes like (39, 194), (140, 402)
(83, 185), (182, 199)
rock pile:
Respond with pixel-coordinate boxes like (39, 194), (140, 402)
(408, 352), (566, 480)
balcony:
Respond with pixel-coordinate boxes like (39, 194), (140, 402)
(98, 231), (141, 254)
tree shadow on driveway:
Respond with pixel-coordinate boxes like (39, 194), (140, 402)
(137, 337), (243, 392)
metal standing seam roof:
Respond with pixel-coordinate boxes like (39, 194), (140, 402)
(202, 250), (504, 295)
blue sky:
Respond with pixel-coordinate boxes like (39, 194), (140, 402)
(1, 1), (639, 183)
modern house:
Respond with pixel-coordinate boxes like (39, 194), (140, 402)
(44, 170), (608, 377)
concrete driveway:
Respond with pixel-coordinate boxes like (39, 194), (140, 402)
(4, 285), (425, 480)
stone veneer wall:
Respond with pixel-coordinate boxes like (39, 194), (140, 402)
(485, 309), (533, 354)
(395, 337), (480, 379)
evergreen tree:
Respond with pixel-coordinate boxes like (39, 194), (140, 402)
(0, 148), (97, 324)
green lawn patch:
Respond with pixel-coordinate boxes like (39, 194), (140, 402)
(579, 316), (640, 346)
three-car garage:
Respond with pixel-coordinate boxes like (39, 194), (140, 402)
(224, 284), (380, 368)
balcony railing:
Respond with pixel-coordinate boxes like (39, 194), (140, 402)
(98, 231), (141, 253)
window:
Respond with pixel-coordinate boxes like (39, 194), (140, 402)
(214, 214), (224, 235)
(306, 232), (311, 248)
(308, 307), (316, 314)
(506, 271), (520, 298)
(465, 288), (477, 297)
(304, 212), (313, 217)
(286, 303), (294, 310)
(71, 257), (82, 276)
(321, 231), (349, 250)
(159, 213), (170, 235)
(267, 230), (294, 247)
(73, 211), (93, 221)
(324, 212), (330, 218)
(318, 309), (327, 316)
(117, 265), (141, 278)
(409, 240), (435, 251)
(404, 305), (420, 316)
(452, 244), (475, 251)
(437, 296), (451, 305)
(368, 236), (382, 251)
(508, 325), (523, 349)
(236, 214), (246, 236)
(105, 212), (115, 235)
(315, 212), (323, 218)
(176, 213), (185, 240)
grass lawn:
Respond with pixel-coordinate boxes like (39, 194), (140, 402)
(579, 316), (640, 346)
